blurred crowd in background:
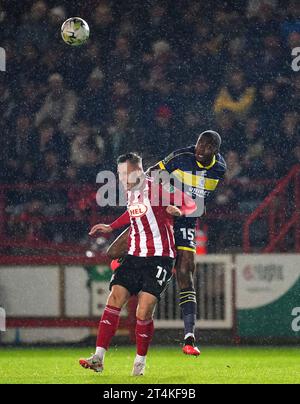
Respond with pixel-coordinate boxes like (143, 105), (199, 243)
(0, 0), (299, 250)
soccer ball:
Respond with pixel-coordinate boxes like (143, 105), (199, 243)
(61, 17), (90, 46)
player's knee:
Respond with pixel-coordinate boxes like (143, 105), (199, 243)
(107, 290), (124, 308)
(136, 306), (154, 321)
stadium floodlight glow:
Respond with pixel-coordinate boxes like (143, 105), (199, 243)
(0, 307), (6, 332)
(0, 47), (6, 72)
(86, 250), (95, 258)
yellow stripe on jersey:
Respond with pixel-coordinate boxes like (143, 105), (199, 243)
(196, 155), (216, 170)
(205, 178), (219, 191)
(172, 169), (219, 191)
(158, 161), (166, 170)
(177, 246), (196, 253)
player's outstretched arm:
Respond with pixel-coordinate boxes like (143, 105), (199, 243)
(89, 224), (113, 235)
(107, 227), (130, 259)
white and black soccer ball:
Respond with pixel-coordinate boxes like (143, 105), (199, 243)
(61, 17), (90, 46)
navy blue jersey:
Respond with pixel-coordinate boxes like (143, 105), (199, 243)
(158, 146), (226, 216)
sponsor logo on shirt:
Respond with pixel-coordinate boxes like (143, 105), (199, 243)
(128, 203), (148, 218)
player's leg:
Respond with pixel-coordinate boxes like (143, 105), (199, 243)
(107, 227), (130, 260)
(79, 285), (130, 372)
(95, 285), (130, 356)
(131, 257), (174, 375)
(174, 217), (200, 356)
(80, 256), (137, 372)
(176, 249), (200, 355)
(132, 291), (157, 376)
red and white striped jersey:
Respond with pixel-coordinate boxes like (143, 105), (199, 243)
(110, 178), (196, 259)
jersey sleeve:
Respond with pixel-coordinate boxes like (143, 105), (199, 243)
(110, 211), (130, 230)
(217, 154), (227, 180)
(157, 147), (193, 174)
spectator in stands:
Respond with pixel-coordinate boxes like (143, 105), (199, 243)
(246, 0), (278, 19)
(214, 112), (243, 154)
(141, 3), (173, 47)
(18, 43), (43, 83)
(291, 145), (300, 166)
(77, 148), (104, 184)
(0, 80), (15, 129)
(254, 83), (283, 136)
(215, 150), (242, 209)
(79, 68), (108, 129)
(70, 121), (99, 168)
(182, 75), (214, 130)
(48, 6), (66, 38)
(21, 160), (36, 185)
(39, 48), (64, 83)
(224, 151), (243, 181)
(146, 105), (176, 158)
(243, 116), (264, 161)
(105, 107), (137, 164)
(259, 35), (284, 83)
(110, 79), (134, 111)
(214, 70), (256, 120)
(17, 81), (42, 120)
(93, 2), (115, 56)
(12, 114), (34, 162)
(142, 40), (179, 87)
(273, 111), (299, 163)
(108, 36), (136, 82)
(226, 37), (248, 73)
(31, 120), (69, 166)
(17, 1), (50, 52)
(281, 0), (300, 40)
(35, 73), (78, 135)
(260, 151), (284, 179)
(37, 151), (62, 183)
(288, 76), (300, 113)
(287, 31), (300, 53)
(178, 111), (202, 149)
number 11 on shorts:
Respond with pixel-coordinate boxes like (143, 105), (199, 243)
(156, 266), (167, 285)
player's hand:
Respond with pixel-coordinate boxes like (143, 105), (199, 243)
(166, 205), (182, 217)
(89, 224), (113, 236)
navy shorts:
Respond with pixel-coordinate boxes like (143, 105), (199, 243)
(174, 216), (197, 253)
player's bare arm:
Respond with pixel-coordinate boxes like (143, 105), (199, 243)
(89, 224), (113, 235)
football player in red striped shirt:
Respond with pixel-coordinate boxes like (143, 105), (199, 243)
(79, 152), (196, 376)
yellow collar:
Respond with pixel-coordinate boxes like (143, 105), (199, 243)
(196, 155), (216, 170)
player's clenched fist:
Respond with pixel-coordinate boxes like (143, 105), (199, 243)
(166, 205), (182, 217)
(89, 224), (113, 236)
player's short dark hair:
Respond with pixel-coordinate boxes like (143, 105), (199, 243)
(197, 130), (222, 150)
(117, 152), (142, 165)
